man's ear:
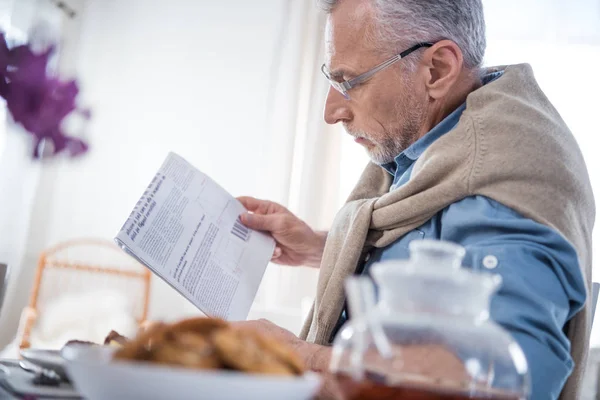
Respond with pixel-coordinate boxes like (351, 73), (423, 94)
(421, 40), (464, 100)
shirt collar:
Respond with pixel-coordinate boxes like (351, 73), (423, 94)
(382, 70), (504, 176)
(381, 103), (466, 175)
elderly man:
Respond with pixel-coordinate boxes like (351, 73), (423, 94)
(237, 0), (595, 399)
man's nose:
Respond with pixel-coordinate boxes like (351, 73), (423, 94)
(324, 86), (352, 125)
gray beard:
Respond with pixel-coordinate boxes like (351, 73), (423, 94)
(365, 100), (426, 165)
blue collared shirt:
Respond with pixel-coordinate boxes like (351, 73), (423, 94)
(339, 73), (587, 399)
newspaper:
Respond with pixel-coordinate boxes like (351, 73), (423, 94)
(115, 152), (275, 321)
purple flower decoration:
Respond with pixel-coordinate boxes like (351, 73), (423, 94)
(0, 32), (89, 158)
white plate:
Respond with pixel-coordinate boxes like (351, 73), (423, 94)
(62, 345), (321, 400)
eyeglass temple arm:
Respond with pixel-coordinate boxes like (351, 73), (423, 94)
(399, 42), (434, 58)
(346, 42), (434, 88)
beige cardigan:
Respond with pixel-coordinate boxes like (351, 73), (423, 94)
(300, 64), (595, 399)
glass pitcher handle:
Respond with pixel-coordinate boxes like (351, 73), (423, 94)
(344, 277), (369, 379)
(357, 277), (393, 359)
(345, 277), (393, 367)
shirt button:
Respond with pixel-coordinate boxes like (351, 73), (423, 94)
(364, 252), (371, 262)
(482, 255), (499, 270)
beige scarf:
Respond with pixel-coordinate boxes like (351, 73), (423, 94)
(299, 64), (595, 399)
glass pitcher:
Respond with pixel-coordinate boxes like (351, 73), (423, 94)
(329, 240), (529, 400)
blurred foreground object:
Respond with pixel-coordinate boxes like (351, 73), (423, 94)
(0, 30), (89, 158)
(330, 240), (529, 400)
(114, 317), (305, 376)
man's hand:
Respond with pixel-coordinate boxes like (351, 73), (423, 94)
(231, 319), (330, 372)
(237, 197), (327, 268)
(233, 319), (343, 399)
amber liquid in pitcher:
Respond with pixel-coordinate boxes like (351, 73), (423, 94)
(335, 373), (521, 400)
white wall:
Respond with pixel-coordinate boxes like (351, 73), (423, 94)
(0, 0), (292, 346)
(54, 0), (288, 318)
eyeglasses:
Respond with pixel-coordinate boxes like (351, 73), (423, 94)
(321, 42), (433, 100)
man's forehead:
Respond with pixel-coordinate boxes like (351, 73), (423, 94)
(324, 0), (377, 69)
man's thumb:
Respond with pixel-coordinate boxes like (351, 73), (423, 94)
(240, 213), (272, 232)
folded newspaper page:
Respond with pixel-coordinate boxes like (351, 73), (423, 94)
(115, 152), (275, 321)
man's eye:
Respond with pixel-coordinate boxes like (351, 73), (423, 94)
(330, 72), (353, 82)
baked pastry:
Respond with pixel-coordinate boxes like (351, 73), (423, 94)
(63, 339), (96, 347)
(64, 330), (130, 349)
(212, 328), (304, 375)
(112, 317), (305, 376)
(104, 330), (129, 347)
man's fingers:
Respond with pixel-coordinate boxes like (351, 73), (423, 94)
(240, 212), (278, 232)
(238, 196), (287, 215)
(238, 196), (277, 216)
(237, 196), (263, 212)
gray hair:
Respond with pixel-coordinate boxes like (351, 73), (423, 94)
(318, 0), (486, 69)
